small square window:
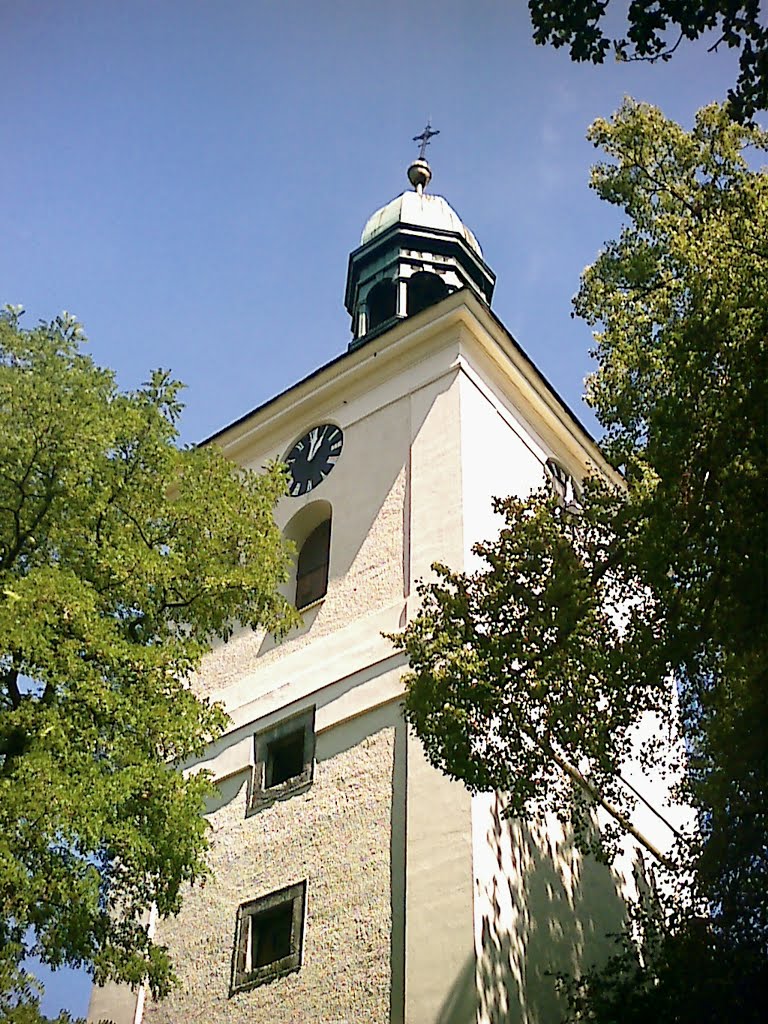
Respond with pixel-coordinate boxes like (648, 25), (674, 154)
(249, 707), (315, 812)
(231, 881), (306, 994)
(251, 902), (293, 967)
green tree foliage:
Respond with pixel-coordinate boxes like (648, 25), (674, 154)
(391, 101), (767, 1014)
(0, 311), (298, 1020)
(526, 1), (768, 120)
(556, 903), (766, 1021)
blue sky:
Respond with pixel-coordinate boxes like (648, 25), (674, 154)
(0, 0), (749, 1016)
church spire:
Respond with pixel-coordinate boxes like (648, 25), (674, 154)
(345, 127), (495, 347)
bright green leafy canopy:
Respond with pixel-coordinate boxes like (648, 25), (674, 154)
(392, 100), (767, 1008)
(527, 1), (768, 120)
(0, 311), (298, 1020)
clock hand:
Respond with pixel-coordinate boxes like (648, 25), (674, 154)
(307, 429), (322, 461)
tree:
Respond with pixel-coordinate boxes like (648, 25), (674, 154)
(526, 1), (768, 120)
(391, 101), (767, 1014)
(0, 310), (298, 1021)
(555, 902), (767, 1021)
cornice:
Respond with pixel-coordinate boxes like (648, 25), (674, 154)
(201, 289), (616, 482)
(452, 299), (620, 483)
(202, 292), (469, 462)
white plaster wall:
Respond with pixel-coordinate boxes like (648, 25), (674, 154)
(408, 368), (464, 585)
(397, 359), (483, 1022)
(87, 980), (137, 1024)
(471, 795), (633, 1024)
(141, 336), (474, 1024)
(458, 365), (545, 567)
(405, 731), (476, 1024)
(456, 340), (690, 1022)
(197, 659), (406, 787)
(458, 358), (635, 1022)
(89, 294), (631, 1024)
(192, 392), (412, 700)
(190, 335), (473, 710)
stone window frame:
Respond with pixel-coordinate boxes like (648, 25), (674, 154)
(230, 880), (307, 995)
(248, 706), (316, 813)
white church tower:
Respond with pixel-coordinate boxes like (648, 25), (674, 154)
(89, 135), (669, 1024)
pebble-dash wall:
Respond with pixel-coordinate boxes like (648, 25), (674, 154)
(145, 725), (395, 1024)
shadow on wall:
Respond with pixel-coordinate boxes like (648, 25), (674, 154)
(204, 771), (248, 818)
(473, 793), (629, 1024)
(436, 952), (477, 1024)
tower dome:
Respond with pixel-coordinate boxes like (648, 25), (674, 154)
(360, 191), (483, 259)
(345, 154), (495, 348)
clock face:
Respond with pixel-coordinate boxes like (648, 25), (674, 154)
(285, 423), (344, 497)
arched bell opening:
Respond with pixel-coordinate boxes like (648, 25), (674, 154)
(407, 271), (449, 317)
(366, 279), (397, 331)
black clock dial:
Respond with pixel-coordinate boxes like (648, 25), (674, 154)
(285, 424), (344, 497)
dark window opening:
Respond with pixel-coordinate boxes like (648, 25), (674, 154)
(407, 271), (449, 317)
(366, 279), (397, 330)
(296, 519), (330, 609)
(231, 881), (306, 993)
(265, 729), (305, 787)
(249, 707), (315, 812)
(251, 901), (294, 968)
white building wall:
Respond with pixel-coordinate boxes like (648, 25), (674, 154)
(454, 345), (686, 1022)
(89, 293), (655, 1024)
(93, 329), (478, 1024)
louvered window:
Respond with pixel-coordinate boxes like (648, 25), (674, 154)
(295, 519), (330, 609)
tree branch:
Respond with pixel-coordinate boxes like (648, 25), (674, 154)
(707, 32), (728, 55)
(616, 770), (686, 841)
(623, 30), (685, 64)
(531, 727), (679, 869)
(3, 666), (22, 708)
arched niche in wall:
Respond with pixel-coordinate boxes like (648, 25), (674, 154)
(407, 271), (449, 317)
(283, 500), (332, 610)
(366, 279), (397, 330)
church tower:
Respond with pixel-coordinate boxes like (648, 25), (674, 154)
(89, 136), (673, 1024)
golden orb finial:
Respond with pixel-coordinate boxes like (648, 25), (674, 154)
(407, 158), (432, 193)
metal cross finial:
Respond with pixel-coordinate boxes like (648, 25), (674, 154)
(413, 121), (440, 160)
